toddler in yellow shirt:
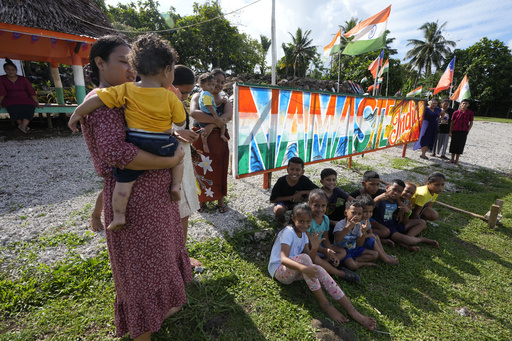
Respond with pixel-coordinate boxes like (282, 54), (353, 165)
(69, 34), (186, 230)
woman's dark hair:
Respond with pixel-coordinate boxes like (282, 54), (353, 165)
(3, 58), (16, 71)
(129, 34), (176, 76)
(427, 172), (445, 183)
(89, 35), (130, 86)
(173, 65), (195, 86)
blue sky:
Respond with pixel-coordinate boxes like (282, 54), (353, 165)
(105, 0), (512, 72)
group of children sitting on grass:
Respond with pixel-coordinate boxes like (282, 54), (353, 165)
(268, 157), (446, 330)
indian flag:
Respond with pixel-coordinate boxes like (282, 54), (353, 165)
(406, 86), (422, 97)
(342, 6), (391, 56)
(450, 74), (471, 102)
(322, 29), (341, 62)
(378, 59), (389, 77)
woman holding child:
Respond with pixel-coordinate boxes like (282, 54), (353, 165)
(190, 69), (232, 213)
(80, 35), (192, 340)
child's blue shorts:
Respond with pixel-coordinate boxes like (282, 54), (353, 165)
(384, 220), (406, 237)
(342, 246), (366, 263)
(114, 131), (178, 183)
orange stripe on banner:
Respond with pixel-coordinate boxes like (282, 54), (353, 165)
(311, 93), (321, 115)
(341, 96), (355, 118)
(271, 89), (279, 114)
(287, 91), (303, 115)
(326, 95), (336, 116)
(238, 86), (257, 113)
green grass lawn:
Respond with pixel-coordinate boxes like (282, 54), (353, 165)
(474, 116), (512, 124)
(1, 165), (511, 340)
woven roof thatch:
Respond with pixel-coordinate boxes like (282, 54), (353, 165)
(0, 0), (114, 38)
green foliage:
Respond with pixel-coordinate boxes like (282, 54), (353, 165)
(450, 38), (512, 117)
(107, 0), (170, 34)
(169, 2), (260, 73)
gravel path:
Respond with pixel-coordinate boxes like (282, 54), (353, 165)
(0, 121), (510, 266)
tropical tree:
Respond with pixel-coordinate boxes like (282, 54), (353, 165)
(404, 21), (456, 77)
(169, 2), (260, 73)
(258, 35), (271, 74)
(287, 28), (318, 77)
(450, 38), (512, 116)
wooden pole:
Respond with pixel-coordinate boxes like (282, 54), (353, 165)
(263, 172), (272, 189)
(402, 144), (407, 158)
(487, 204), (500, 228)
(348, 156), (352, 169)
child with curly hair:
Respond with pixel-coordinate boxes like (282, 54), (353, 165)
(69, 34), (186, 230)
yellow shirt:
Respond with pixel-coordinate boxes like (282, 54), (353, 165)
(411, 185), (438, 207)
(97, 83), (185, 132)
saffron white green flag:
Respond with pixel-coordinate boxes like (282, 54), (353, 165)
(342, 6), (391, 56)
(406, 86), (422, 97)
(450, 74), (471, 102)
(378, 59), (389, 77)
(322, 29), (341, 62)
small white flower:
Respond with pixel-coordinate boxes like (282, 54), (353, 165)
(205, 187), (214, 197)
(199, 154), (213, 175)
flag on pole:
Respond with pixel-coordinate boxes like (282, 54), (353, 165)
(322, 29), (341, 62)
(394, 89), (401, 97)
(342, 6), (391, 55)
(368, 56), (380, 78)
(450, 74), (471, 102)
(378, 59), (389, 77)
(360, 77), (368, 83)
(406, 86), (422, 97)
(433, 57), (455, 95)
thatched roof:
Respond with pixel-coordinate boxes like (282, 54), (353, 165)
(0, 0), (114, 38)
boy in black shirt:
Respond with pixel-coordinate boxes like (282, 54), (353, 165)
(270, 157), (318, 225)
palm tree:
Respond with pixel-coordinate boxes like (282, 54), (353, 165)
(287, 28), (317, 77)
(405, 21), (456, 77)
(258, 35), (272, 74)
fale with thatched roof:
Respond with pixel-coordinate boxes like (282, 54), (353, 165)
(0, 0), (114, 106)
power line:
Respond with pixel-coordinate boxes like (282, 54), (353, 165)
(65, 0), (262, 35)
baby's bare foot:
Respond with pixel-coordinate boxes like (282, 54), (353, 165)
(170, 189), (181, 202)
(220, 135), (229, 142)
(107, 216), (126, 231)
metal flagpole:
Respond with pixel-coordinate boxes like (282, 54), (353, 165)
(271, 0), (277, 86)
(448, 56), (456, 107)
(264, 0), (277, 190)
(385, 63), (389, 97)
(337, 51), (340, 92)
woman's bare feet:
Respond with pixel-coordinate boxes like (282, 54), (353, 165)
(321, 303), (349, 324)
(190, 257), (202, 267)
(90, 215), (103, 232)
(165, 306), (182, 319)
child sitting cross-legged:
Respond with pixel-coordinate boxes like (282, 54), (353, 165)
(373, 179), (439, 252)
(268, 203), (376, 330)
(68, 34), (186, 230)
(332, 198), (378, 270)
(349, 170), (393, 246)
(358, 194), (399, 265)
(269, 157), (318, 225)
(307, 189), (361, 284)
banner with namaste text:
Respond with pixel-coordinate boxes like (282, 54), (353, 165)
(233, 83), (425, 178)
